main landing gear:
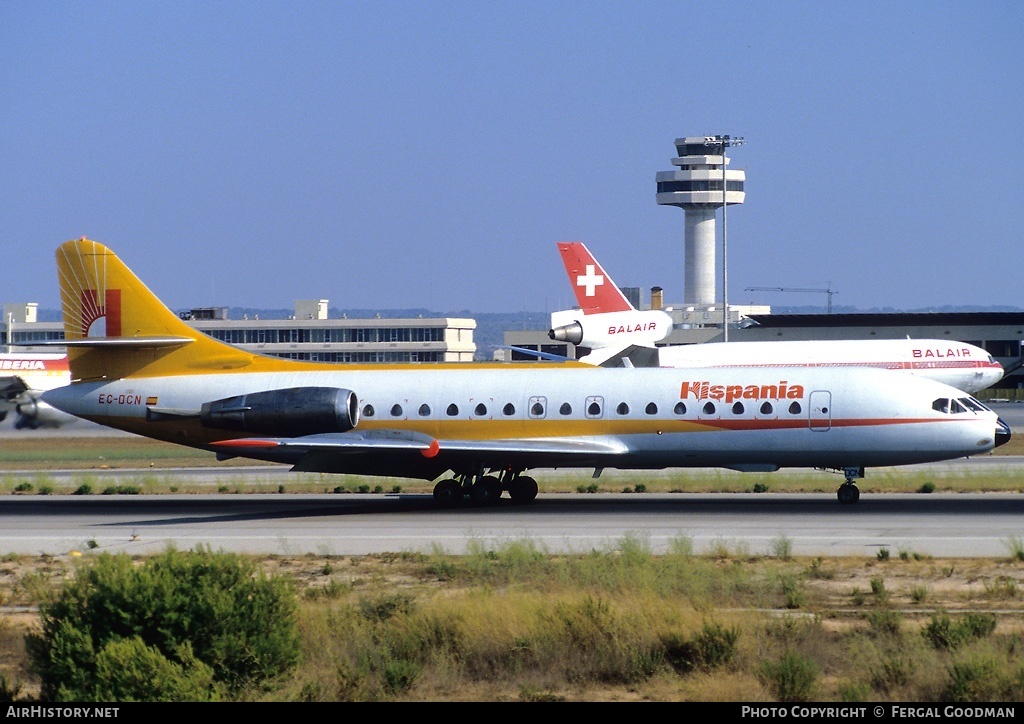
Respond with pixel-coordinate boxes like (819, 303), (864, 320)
(837, 466), (864, 504)
(432, 470), (539, 506)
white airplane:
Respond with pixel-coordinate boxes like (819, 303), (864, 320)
(548, 241), (674, 363)
(0, 353), (77, 429)
(42, 238), (1010, 505)
(549, 241), (1005, 393)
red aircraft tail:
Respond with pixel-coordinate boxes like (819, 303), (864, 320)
(556, 241), (633, 314)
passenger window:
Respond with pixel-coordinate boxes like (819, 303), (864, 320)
(788, 401), (802, 415)
(529, 396), (546, 418)
(502, 403), (516, 416)
(475, 403), (487, 416)
(390, 404), (403, 417)
(363, 404), (375, 417)
(645, 402), (658, 415)
(760, 401), (773, 415)
(586, 398), (602, 417)
(702, 402), (716, 415)
(932, 398), (949, 413)
(559, 402), (572, 415)
(446, 403), (459, 416)
(418, 403), (431, 417)
(732, 402), (744, 415)
(616, 402), (630, 415)
(674, 402), (686, 415)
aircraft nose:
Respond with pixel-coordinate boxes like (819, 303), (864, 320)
(995, 417), (1012, 448)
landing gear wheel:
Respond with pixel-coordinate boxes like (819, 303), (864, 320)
(508, 475), (539, 504)
(837, 483), (860, 505)
(433, 479), (463, 506)
(471, 476), (502, 505)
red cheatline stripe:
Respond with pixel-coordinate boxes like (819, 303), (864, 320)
(210, 439), (280, 448)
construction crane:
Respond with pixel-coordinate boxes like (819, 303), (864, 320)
(745, 284), (837, 314)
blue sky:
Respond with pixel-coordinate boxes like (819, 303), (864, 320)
(3, 1), (1022, 315)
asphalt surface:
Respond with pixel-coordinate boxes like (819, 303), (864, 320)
(0, 402), (1022, 558)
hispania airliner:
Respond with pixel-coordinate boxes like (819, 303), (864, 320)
(0, 353), (76, 429)
(549, 242), (1004, 394)
(42, 238), (1010, 505)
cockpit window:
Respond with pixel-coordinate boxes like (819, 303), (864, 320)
(961, 397), (988, 412)
(935, 397), (985, 415)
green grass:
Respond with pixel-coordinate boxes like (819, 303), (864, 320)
(6, 542), (1024, 702)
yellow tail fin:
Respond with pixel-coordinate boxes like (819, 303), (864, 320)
(57, 238), (263, 380)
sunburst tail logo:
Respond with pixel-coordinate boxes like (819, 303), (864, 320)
(80, 289), (122, 337)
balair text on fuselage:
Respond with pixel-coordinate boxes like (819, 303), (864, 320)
(680, 380), (805, 404)
(608, 321), (657, 335)
(912, 347), (976, 359)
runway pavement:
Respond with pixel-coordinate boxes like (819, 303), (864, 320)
(1, 402), (1022, 559)
(1, 492), (1023, 558)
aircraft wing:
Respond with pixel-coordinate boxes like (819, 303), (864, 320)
(502, 346), (574, 362)
(594, 345), (662, 368)
(210, 429), (628, 477)
(211, 430), (628, 457)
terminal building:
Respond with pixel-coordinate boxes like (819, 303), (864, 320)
(2, 300), (476, 363)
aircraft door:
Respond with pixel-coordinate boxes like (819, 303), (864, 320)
(809, 390), (831, 431)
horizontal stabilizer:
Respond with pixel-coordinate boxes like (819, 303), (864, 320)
(32, 337), (194, 348)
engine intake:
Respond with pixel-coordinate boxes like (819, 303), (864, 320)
(200, 387), (359, 436)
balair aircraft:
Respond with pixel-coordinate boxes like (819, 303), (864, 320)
(43, 239), (1010, 505)
(549, 242), (1005, 394)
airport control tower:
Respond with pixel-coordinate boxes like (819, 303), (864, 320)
(656, 136), (745, 307)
